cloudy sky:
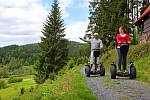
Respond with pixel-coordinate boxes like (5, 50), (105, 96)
(0, 0), (89, 47)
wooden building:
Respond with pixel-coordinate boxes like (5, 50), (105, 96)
(134, 5), (150, 44)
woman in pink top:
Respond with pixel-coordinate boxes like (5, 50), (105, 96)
(116, 26), (131, 73)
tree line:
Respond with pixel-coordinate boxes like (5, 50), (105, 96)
(0, 44), (39, 67)
(86, 0), (145, 46)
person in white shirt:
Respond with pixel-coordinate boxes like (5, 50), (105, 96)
(79, 33), (103, 73)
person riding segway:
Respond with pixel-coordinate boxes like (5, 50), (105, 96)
(110, 25), (136, 79)
(80, 32), (105, 77)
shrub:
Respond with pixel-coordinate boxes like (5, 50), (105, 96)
(74, 56), (89, 65)
(20, 87), (25, 95)
(128, 43), (150, 61)
(11, 66), (35, 76)
(29, 86), (34, 92)
(8, 77), (23, 83)
(0, 79), (7, 89)
(0, 66), (9, 78)
(12, 96), (21, 100)
(67, 58), (75, 69)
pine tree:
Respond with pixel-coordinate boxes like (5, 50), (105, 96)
(34, 0), (68, 84)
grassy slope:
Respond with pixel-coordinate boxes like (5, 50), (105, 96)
(19, 65), (96, 100)
(101, 44), (150, 83)
(135, 56), (150, 82)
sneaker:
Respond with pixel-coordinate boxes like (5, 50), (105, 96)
(118, 69), (121, 73)
(91, 66), (96, 73)
(123, 70), (128, 74)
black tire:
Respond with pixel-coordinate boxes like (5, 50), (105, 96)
(110, 64), (116, 79)
(85, 66), (90, 77)
(100, 66), (105, 76)
(130, 65), (136, 79)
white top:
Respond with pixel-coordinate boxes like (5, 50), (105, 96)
(80, 38), (103, 50)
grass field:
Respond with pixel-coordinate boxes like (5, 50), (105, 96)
(0, 65), (96, 100)
(0, 75), (36, 100)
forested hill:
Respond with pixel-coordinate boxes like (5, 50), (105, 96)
(0, 44), (40, 66)
(0, 41), (88, 66)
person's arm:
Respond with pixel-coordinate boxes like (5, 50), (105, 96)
(79, 37), (90, 43)
(100, 39), (103, 49)
(126, 34), (131, 44)
(116, 34), (121, 43)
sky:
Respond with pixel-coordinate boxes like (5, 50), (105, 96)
(0, 0), (89, 47)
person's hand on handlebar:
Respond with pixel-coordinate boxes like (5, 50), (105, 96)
(79, 37), (82, 40)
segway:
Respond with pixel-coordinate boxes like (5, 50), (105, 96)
(110, 62), (136, 79)
(85, 49), (105, 77)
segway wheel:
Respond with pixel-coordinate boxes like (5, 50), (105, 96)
(85, 65), (90, 77)
(100, 65), (105, 76)
(130, 65), (136, 79)
(110, 64), (116, 79)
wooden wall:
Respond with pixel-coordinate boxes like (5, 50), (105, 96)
(139, 16), (150, 44)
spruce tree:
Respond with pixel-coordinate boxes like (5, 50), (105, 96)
(34, 0), (68, 84)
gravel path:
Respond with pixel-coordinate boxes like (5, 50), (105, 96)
(81, 68), (150, 100)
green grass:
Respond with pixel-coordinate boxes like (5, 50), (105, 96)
(0, 65), (96, 100)
(101, 49), (117, 71)
(0, 76), (36, 100)
(6, 65), (96, 100)
(135, 56), (150, 83)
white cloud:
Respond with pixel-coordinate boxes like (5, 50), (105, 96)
(58, 0), (74, 18)
(0, 34), (40, 47)
(65, 20), (88, 43)
(0, 0), (48, 46)
(0, 0), (89, 47)
(76, 0), (89, 8)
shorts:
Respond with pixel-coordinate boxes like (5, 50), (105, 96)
(90, 50), (100, 64)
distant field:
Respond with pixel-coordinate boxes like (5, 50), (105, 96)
(0, 75), (36, 100)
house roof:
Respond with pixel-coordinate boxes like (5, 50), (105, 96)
(134, 5), (150, 26)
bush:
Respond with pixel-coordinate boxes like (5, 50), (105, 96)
(0, 79), (7, 89)
(12, 66), (35, 76)
(29, 86), (34, 92)
(12, 96), (21, 100)
(8, 76), (23, 83)
(128, 43), (150, 61)
(0, 66), (9, 78)
(67, 58), (75, 69)
(73, 56), (89, 65)
(20, 87), (25, 95)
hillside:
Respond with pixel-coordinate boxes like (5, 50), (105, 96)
(0, 44), (39, 66)
(0, 41), (87, 66)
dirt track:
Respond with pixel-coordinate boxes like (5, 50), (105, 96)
(81, 68), (150, 100)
